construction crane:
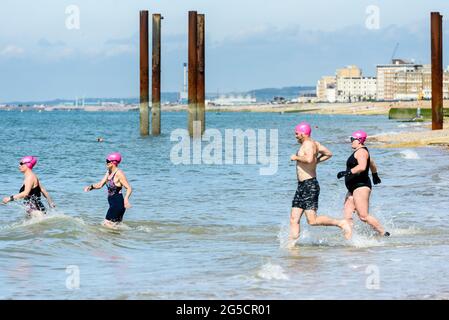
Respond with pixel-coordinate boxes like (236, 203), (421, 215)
(391, 42), (400, 62)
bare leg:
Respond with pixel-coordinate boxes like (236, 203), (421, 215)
(344, 193), (356, 228)
(102, 219), (119, 230)
(353, 187), (385, 235)
(289, 207), (304, 241)
(27, 210), (46, 219)
(305, 210), (352, 240)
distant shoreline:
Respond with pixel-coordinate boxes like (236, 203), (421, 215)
(2, 101), (448, 149)
(2, 100), (448, 115)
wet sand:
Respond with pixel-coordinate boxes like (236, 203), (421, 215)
(371, 120), (449, 149)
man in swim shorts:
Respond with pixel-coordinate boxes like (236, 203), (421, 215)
(288, 122), (351, 246)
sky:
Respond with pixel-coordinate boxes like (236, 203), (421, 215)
(1, 0), (449, 102)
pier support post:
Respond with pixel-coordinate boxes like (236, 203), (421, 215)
(140, 10), (150, 136)
(188, 11), (198, 137)
(431, 12), (444, 130)
(152, 14), (162, 136)
(197, 14), (206, 134)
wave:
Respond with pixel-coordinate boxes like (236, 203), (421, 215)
(0, 211), (87, 232)
(278, 222), (389, 249)
(397, 122), (429, 128)
(400, 150), (420, 160)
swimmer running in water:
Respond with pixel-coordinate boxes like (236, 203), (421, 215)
(84, 153), (133, 228)
(2, 156), (55, 217)
(289, 123), (351, 247)
(337, 130), (390, 237)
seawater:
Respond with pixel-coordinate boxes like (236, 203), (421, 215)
(0, 111), (448, 299)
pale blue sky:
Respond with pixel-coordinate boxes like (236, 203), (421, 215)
(1, 0), (449, 101)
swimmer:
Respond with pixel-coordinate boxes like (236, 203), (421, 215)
(337, 130), (390, 237)
(289, 122), (351, 247)
(84, 153), (132, 228)
(2, 156), (55, 217)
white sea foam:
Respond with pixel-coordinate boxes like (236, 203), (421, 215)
(400, 149), (420, 160)
(257, 263), (289, 280)
(0, 212), (86, 231)
(135, 226), (153, 233)
(388, 225), (421, 236)
(348, 233), (384, 248)
(397, 122), (427, 128)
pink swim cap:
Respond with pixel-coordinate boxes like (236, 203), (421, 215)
(351, 130), (368, 144)
(295, 122), (312, 136)
(106, 152), (122, 165)
(20, 156), (37, 169)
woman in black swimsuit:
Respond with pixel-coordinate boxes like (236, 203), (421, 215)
(337, 131), (389, 237)
(84, 152), (133, 228)
(2, 156), (55, 216)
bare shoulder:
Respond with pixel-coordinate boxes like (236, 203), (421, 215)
(26, 173), (38, 183)
(302, 140), (315, 148)
(355, 148), (369, 158)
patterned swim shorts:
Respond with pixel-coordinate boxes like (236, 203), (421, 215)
(292, 177), (320, 210)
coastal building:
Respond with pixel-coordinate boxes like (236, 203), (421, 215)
(336, 65), (362, 78)
(317, 60), (449, 102)
(317, 66), (377, 102)
(394, 64), (449, 100)
(316, 76), (337, 102)
(376, 59), (425, 101)
(211, 94), (256, 106)
(297, 93), (318, 103)
(336, 76), (377, 102)
(336, 66), (376, 102)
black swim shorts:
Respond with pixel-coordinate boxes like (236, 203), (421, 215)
(292, 177), (320, 210)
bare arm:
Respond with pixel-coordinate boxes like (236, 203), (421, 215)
(370, 158), (378, 173)
(3, 176), (36, 204)
(291, 141), (315, 164)
(317, 143), (333, 164)
(117, 171), (132, 208)
(84, 173), (108, 192)
(14, 176), (34, 200)
(40, 182), (56, 208)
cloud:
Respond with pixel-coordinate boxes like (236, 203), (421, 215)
(38, 38), (66, 48)
(0, 45), (24, 57)
(0, 17), (443, 101)
(104, 44), (136, 57)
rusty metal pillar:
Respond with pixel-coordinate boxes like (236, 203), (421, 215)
(188, 11), (198, 137)
(431, 12), (444, 130)
(140, 10), (150, 136)
(152, 14), (162, 136)
(197, 14), (206, 134)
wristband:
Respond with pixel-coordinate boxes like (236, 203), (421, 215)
(10, 195), (14, 202)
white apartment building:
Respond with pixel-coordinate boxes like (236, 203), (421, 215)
(336, 77), (377, 102)
(316, 76), (337, 102)
(376, 59), (423, 101)
(317, 66), (377, 102)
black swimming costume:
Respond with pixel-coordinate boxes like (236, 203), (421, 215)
(105, 170), (126, 223)
(292, 177), (320, 210)
(345, 147), (372, 193)
(20, 183), (46, 214)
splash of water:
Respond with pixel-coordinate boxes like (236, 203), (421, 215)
(400, 150), (420, 160)
(257, 263), (289, 280)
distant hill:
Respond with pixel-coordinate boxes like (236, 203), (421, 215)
(246, 86), (315, 102)
(2, 86), (315, 105)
